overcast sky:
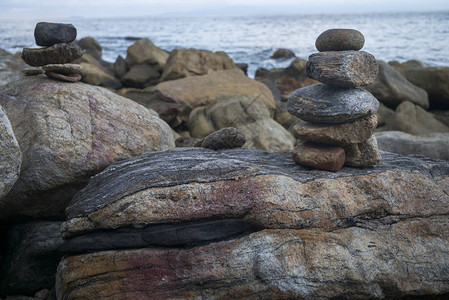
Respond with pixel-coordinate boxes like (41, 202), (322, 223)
(1, 0), (448, 20)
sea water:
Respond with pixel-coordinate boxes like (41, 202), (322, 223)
(1, 11), (448, 77)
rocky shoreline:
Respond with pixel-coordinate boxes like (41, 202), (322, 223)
(0, 23), (449, 299)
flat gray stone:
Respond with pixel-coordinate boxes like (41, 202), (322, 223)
(307, 51), (378, 87)
(287, 83), (379, 123)
(315, 28), (365, 52)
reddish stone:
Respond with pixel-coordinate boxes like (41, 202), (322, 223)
(292, 142), (345, 171)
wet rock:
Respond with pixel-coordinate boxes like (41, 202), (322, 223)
(34, 22), (76, 47)
(365, 60), (429, 109)
(315, 28), (365, 52)
(0, 106), (21, 199)
(375, 131), (449, 161)
(125, 38), (168, 69)
(344, 135), (381, 167)
(201, 127), (246, 150)
(271, 48), (295, 59)
(0, 76), (174, 220)
(21, 42), (83, 67)
(1, 222), (63, 295)
(293, 114), (377, 146)
(287, 83), (379, 123)
(121, 63), (160, 88)
(292, 142), (345, 171)
(153, 69), (276, 114)
(160, 48), (237, 81)
(188, 94), (294, 152)
(307, 50), (378, 87)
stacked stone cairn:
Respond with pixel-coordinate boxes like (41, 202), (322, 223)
(287, 29), (381, 171)
(21, 22), (83, 82)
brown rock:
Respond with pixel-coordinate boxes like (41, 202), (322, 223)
(201, 127), (246, 150)
(121, 63), (160, 88)
(315, 28), (365, 52)
(344, 135), (381, 167)
(293, 114), (378, 146)
(21, 42), (83, 66)
(307, 51), (378, 87)
(75, 54), (121, 89)
(160, 48), (238, 81)
(77, 36), (102, 60)
(125, 38), (169, 69)
(22, 68), (44, 76)
(42, 63), (82, 74)
(292, 142), (345, 171)
(45, 71), (82, 82)
(271, 48), (295, 59)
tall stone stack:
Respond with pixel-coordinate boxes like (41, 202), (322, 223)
(287, 29), (381, 171)
(21, 22), (83, 82)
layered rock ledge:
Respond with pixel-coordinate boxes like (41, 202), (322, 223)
(57, 148), (449, 299)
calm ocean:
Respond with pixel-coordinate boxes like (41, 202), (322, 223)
(1, 11), (448, 77)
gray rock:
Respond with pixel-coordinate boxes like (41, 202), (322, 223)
(22, 68), (44, 76)
(271, 48), (295, 59)
(307, 50), (378, 87)
(77, 37), (102, 60)
(41, 63), (82, 74)
(122, 63), (160, 88)
(365, 60), (429, 109)
(21, 42), (83, 67)
(125, 38), (169, 69)
(315, 28), (365, 52)
(45, 71), (81, 83)
(0, 49), (27, 86)
(75, 53), (122, 89)
(201, 127), (246, 150)
(0, 106), (21, 199)
(235, 63), (248, 75)
(287, 83), (379, 123)
(344, 135), (381, 167)
(293, 114), (378, 146)
(113, 55), (127, 79)
(375, 131), (449, 161)
(292, 142), (345, 171)
(175, 136), (202, 147)
(1, 222), (64, 295)
(34, 22), (76, 47)
(0, 76), (174, 221)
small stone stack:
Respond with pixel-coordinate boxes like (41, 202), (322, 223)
(21, 22), (83, 82)
(287, 29), (381, 171)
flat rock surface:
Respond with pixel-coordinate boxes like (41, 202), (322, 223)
(307, 51), (378, 87)
(0, 106), (21, 199)
(21, 42), (83, 67)
(293, 114), (377, 146)
(0, 76), (174, 220)
(287, 83), (379, 123)
(315, 28), (365, 52)
(62, 147), (449, 238)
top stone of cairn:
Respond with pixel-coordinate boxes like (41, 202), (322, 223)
(315, 29), (365, 52)
(34, 22), (77, 47)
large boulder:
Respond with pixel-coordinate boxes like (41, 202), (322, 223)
(0, 76), (174, 221)
(77, 37), (102, 60)
(56, 148), (449, 299)
(365, 61), (429, 109)
(188, 95), (295, 152)
(1, 221), (63, 295)
(152, 69), (276, 114)
(160, 48), (238, 82)
(396, 66), (449, 108)
(375, 131), (449, 161)
(0, 106), (21, 199)
(121, 63), (161, 88)
(385, 101), (449, 135)
(0, 49), (27, 87)
(125, 38), (169, 70)
(74, 53), (121, 89)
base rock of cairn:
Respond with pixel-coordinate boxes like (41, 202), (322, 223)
(21, 22), (82, 82)
(288, 28), (381, 171)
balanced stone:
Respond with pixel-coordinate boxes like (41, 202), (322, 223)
(315, 29), (365, 52)
(287, 83), (379, 123)
(307, 51), (378, 87)
(293, 114), (378, 146)
(292, 142), (345, 172)
(42, 63), (82, 74)
(45, 72), (82, 83)
(22, 68), (44, 76)
(201, 127), (246, 150)
(34, 22), (77, 47)
(21, 42), (83, 66)
(344, 136), (381, 167)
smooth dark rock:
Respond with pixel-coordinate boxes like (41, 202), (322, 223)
(201, 127), (246, 150)
(344, 135), (381, 167)
(1, 221), (64, 295)
(34, 22), (76, 47)
(307, 51), (378, 87)
(315, 28), (365, 52)
(21, 42), (83, 67)
(271, 48), (295, 59)
(59, 219), (255, 253)
(292, 142), (345, 171)
(287, 83), (379, 123)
